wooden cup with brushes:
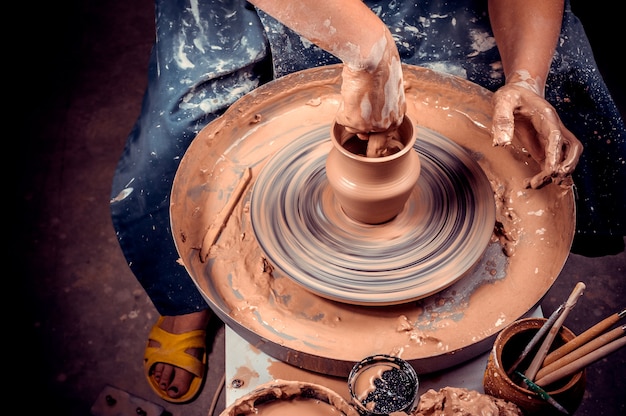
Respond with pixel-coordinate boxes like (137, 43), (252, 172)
(484, 282), (626, 415)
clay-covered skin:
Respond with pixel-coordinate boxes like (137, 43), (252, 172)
(249, 0), (406, 142)
(252, 0), (583, 187)
(336, 31), (405, 135)
(488, 1), (583, 188)
(491, 81), (583, 189)
(170, 65), (575, 375)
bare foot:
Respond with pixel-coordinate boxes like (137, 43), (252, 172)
(148, 310), (211, 400)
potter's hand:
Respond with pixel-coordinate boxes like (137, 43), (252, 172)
(491, 83), (583, 189)
(248, 0), (405, 136)
(335, 29), (406, 136)
(336, 57), (405, 135)
(336, 31), (406, 158)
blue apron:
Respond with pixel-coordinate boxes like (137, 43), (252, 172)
(111, 0), (625, 314)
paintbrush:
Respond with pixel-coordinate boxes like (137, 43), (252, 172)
(507, 304), (565, 375)
(523, 282), (586, 382)
(535, 325), (625, 380)
(535, 335), (626, 387)
(515, 371), (570, 415)
(542, 307), (625, 366)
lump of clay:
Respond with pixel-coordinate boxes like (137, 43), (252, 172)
(413, 387), (523, 416)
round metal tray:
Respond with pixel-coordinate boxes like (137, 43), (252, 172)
(171, 65), (575, 376)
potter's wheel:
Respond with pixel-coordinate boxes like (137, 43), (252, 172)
(170, 65), (575, 376)
(250, 127), (495, 305)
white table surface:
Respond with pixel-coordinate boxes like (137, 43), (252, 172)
(224, 307), (542, 405)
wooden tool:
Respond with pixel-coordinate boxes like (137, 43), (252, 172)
(536, 325), (625, 380)
(200, 167), (251, 262)
(523, 282), (586, 381)
(507, 304), (564, 375)
(542, 308), (625, 366)
(535, 335), (626, 387)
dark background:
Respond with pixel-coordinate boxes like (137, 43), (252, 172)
(20, 1), (624, 415)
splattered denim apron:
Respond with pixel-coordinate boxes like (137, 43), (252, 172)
(110, 0), (625, 314)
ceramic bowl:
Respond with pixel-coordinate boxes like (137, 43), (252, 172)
(220, 379), (359, 416)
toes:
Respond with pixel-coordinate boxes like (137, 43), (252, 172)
(159, 365), (175, 390)
(152, 362), (164, 380)
(151, 364), (194, 399)
(167, 385), (179, 398)
(168, 370), (194, 398)
(150, 361), (198, 399)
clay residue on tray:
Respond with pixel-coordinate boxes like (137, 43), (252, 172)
(247, 396), (345, 415)
(232, 364), (260, 389)
(414, 387), (523, 416)
(170, 65), (575, 375)
(220, 379), (359, 416)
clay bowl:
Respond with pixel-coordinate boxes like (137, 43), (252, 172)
(220, 379), (359, 416)
(483, 317), (586, 415)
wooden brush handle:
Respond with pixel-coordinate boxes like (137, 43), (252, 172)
(543, 311), (622, 366)
(535, 335), (626, 387)
(536, 325), (624, 380)
(523, 282), (585, 381)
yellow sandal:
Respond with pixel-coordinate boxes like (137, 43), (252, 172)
(144, 317), (207, 404)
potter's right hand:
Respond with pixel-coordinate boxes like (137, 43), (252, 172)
(335, 30), (406, 135)
(491, 83), (583, 189)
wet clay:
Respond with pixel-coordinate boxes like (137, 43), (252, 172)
(415, 387), (523, 415)
(244, 397), (343, 415)
(249, 123), (495, 305)
(220, 380), (359, 416)
(170, 65), (575, 376)
(326, 116), (421, 225)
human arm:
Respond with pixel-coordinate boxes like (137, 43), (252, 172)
(248, 0), (405, 135)
(488, 0), (583, 188)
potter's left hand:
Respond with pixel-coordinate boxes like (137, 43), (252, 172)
(491, 83), (583, 189)
(336, 29), (406, 157)
(249, 0), (405, 136)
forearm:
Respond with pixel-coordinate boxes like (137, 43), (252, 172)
(248, 0), (393, 70)
(249, 0), (405, 132)
(488, 0), (564, 96)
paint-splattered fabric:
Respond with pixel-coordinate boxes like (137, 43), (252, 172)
(110, 0), (272, 314)
(111, 0), (625, 315)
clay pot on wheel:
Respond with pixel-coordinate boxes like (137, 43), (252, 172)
(483, 317), (586, 415)
(326, 116), (420, 224)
